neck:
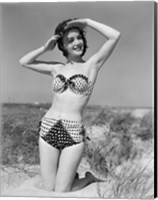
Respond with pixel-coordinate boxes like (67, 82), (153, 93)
(67, 56), (84, 64)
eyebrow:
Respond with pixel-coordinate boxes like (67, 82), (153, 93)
(64, 32), (81, 43)
(67, 34), (81, 39)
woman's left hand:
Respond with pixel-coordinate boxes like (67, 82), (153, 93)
(65, 18), (88, 30)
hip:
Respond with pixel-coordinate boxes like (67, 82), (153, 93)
(38, 117), (86, 149)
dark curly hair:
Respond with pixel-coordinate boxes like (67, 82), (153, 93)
(54, 19), (88, 57)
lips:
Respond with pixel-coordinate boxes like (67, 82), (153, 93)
(73, 45), (83, 51)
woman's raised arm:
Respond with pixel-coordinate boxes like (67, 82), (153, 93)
(86, 19), (120, 69)
(66, 19), (121, 70)
(19, 35), (62, 75)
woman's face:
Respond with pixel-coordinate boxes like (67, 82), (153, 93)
(63, 28), (84, 58)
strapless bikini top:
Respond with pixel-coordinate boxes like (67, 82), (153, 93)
(52, 74), (94, 96)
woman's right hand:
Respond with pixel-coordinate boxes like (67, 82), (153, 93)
(43, 35), (60, 51)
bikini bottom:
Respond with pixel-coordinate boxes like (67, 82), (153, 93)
(39, 117), (86, 150)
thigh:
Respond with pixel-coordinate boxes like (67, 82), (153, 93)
(55, 142), (85, 191)
(39, 137), (60, 190)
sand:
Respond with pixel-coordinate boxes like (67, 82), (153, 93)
(1, 158), (109, 198)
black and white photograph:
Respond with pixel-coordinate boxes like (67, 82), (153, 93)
(1, 1), (155, 198)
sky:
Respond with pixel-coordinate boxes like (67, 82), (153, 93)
(0, 1), (154, 107)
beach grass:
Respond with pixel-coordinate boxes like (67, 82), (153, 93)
(1, 103), (154, 198)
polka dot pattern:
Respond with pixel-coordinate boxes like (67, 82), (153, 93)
(39, 117), (86, 150)
(52, 74), (94, 96)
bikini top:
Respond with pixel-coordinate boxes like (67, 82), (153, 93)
(52, 74), (94, 96)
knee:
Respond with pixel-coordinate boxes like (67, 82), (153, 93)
(43, 182), (54, 191)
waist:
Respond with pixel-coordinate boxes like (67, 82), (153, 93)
(46, 96), (87, 118)
(41, 116), (84, 125)
(44, 106), (83, 122)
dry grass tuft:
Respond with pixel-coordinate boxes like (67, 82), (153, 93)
(1, 103), (154, 198)
(97, 155), (154, 199)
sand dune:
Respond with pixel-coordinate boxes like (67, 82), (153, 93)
(1, 158), (108, 198)
(1, 107), (153, 198)
(3, 175), (101, 197)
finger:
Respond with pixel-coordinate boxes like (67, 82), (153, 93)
(66, 21), (78, 27)
(66, 21), (85, 29)
(65, 23), (80, 30)
(50, 35), (60, 41)
(54, 34), (61, 38)
(67, 19), (82, 24)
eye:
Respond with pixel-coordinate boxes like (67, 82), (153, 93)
(67, 38), (74, 43)
(77, 35), (82, 40)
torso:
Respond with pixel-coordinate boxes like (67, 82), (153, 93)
(44, 61), (98, 121)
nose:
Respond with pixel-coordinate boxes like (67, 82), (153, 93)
(74, 38), (82, 46)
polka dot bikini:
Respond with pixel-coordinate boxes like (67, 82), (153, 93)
(52, 74), (94, 95)
(39, 117), (86, 150)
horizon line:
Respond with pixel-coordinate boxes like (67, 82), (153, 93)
(1, 102), (153, 109)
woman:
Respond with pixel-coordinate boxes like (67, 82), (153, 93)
(19, 18), (120, 192)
